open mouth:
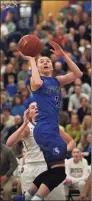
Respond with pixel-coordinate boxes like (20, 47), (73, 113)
(35, 109), (38, 114)
(44, 66), (49, 69)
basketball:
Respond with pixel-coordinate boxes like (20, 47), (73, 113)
(18, 34), (43, 57)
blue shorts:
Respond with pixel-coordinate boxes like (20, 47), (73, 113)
(33, 123), (67, 163)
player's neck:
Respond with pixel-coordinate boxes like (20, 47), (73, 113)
(40, 72), (52, 77)
(32, 118), (36, 125)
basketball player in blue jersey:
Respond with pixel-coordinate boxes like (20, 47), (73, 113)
(19, 41), (82, 200)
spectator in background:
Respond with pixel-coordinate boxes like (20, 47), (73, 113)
(4, 11), (16, 34)
(69, 27), (76, 41)
(64, 148), (88, 200)
(74, 25), (87, 45)
(2, 107), (15, 128)
(85, 134), (91, 165)
(53, 61), (65, 76)
(25, 70), (32, 92)
(73, 15), (81, 30)
(59, 110), (70, 128)
(65, 14), (74, 32)
(11, 95), (26, 119)
(65, 114), (82, 144)
(61, 87), (69, 111)
(1, 19), (8, 40)
(81, 115), (91, 137)
(17, 62), (28, 82)
(60, 1), (77, 18)
(0, 142), (18, 201)
(82, 12), (90, 27)
(68, 78), (91, 97)
(68, 85), (89, 113)
(0, 94), (9, 113)
(33, 24), (46, 39)
(50, 53), (58, 64)
(1, 89), (13, 110)
(17, 80), (26, 94)
(3, 63), (17, 87)
(21, 88), (31, 108)
(0, 50), (7, 75)
(86, 134), (91, 153)
(78, 134), (91, 166)
(5, 74), (17, 98)
(82, 64), (91, 86)
(9, 56), (17, 68)
(74, 5), (83, 19)
(53, 24), (66, 47)
(77, 97), (91, 123)
(55, 12), (64, 26)
(7, 42), (18, 57)
(42, 12), (56, 31)
(77, 135), (90, 152)
(0, 114), (5, 133)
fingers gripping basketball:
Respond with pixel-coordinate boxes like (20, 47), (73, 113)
(18, 34), (43, 57)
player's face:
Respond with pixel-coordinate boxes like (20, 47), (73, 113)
(29, 102), (38, 119)
(37, 57), (53, 75)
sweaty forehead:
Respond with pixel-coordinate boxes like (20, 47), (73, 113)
(38, 57), (51, 62)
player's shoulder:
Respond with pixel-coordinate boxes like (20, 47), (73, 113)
(54, 76), (61, 85)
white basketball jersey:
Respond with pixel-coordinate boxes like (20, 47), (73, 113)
(22, 122), (45, 164)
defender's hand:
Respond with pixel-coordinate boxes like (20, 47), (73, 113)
(23, 110), (30, 125)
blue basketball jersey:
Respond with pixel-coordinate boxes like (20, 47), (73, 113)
(32, 76), (61, 125)
(32, 76), (67, 162)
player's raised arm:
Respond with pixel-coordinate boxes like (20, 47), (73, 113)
(6, 110), (30, 147)
(49, 41), (83, 86)
(19, 52), (43, 90)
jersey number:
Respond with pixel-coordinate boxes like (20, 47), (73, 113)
(55, 96), (60, 108)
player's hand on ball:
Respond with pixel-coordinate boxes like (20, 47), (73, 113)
(49, 41), (65, 58)
(19, 51), (34, 61)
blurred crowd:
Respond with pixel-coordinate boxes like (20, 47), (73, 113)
(1, 0), (91, 156)
(0, 0), (91, 200)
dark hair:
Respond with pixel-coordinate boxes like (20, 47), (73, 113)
(12, 94), (22, 106)
(2, 107), (10, 113)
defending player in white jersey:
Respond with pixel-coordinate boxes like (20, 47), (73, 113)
(7, 102), (76, 200)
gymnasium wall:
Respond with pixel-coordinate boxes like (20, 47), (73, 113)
(41, 0), (69, 20)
